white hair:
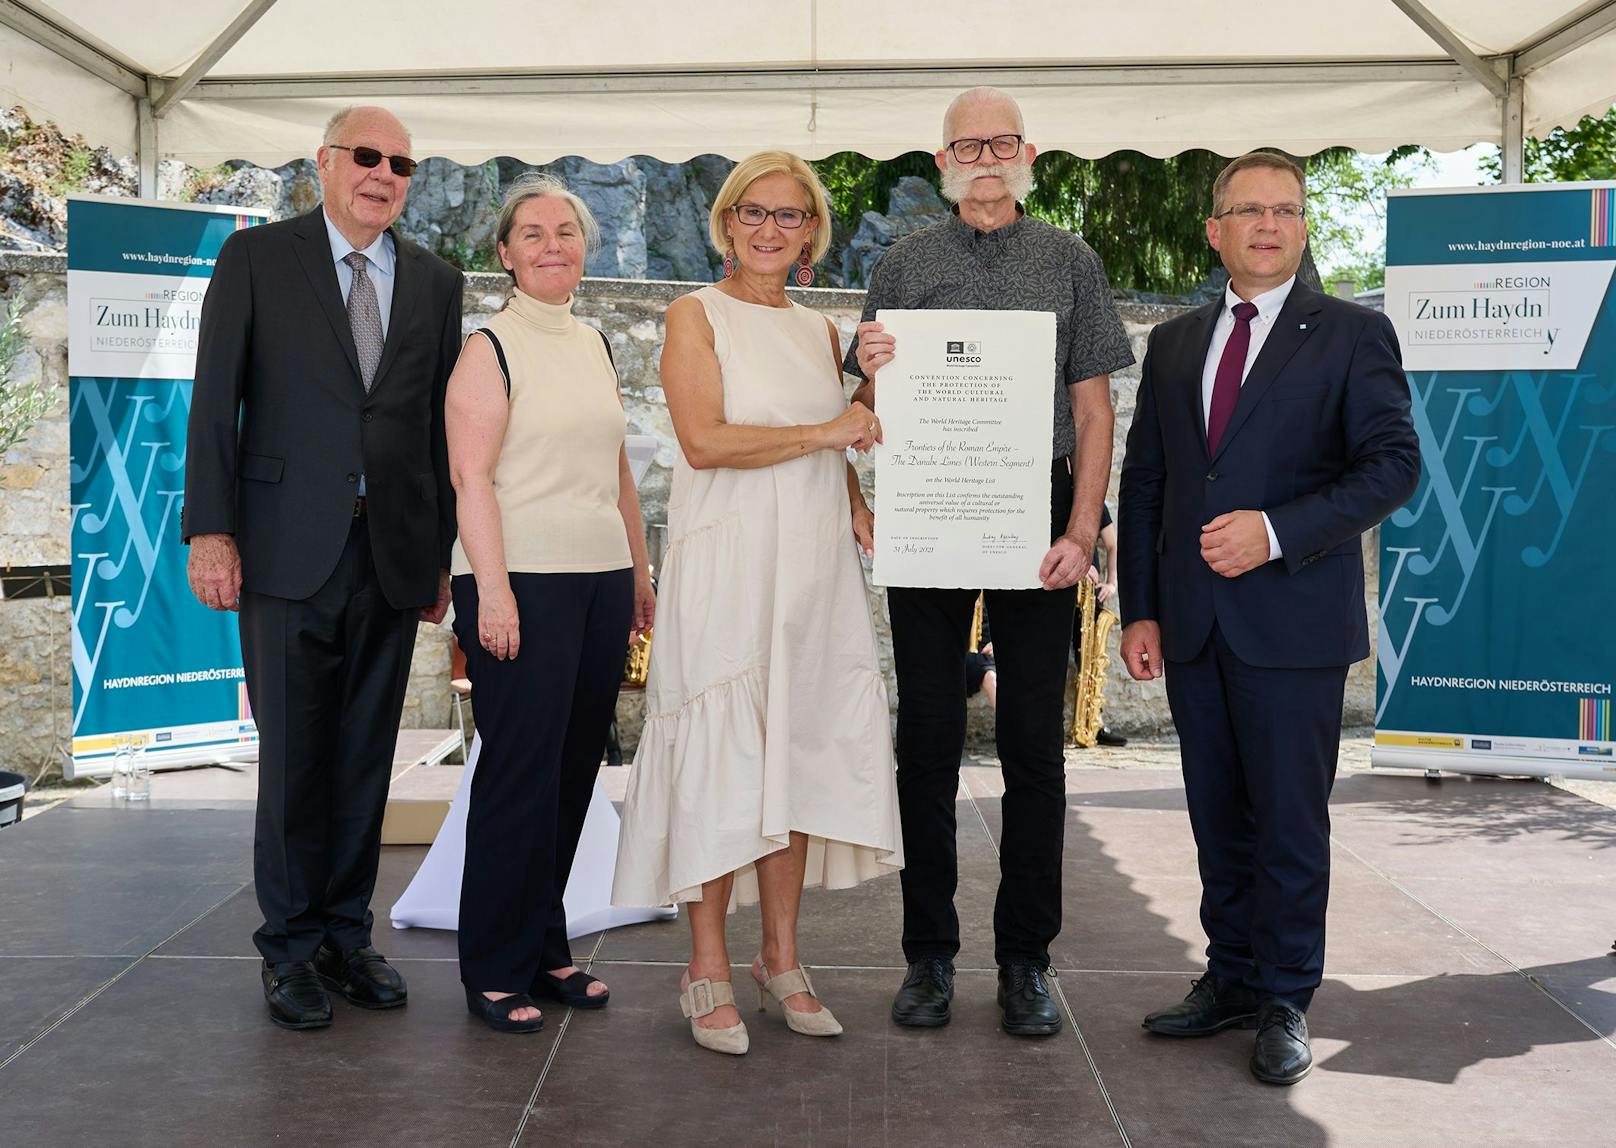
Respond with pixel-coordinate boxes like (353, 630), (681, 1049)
(942, 87), (1025, 142)
(322, 106), (412, 150)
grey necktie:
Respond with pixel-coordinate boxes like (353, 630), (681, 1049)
(345, 251), (383, 391)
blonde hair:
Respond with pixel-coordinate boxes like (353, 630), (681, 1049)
(707, 150), (834, 266)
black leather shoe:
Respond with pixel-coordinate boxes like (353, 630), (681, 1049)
(997, 963), (1063, 1036)
(1141, 973), (1260, 1037)
(1250, 999), (1312, 1085)
(1096, 727), (1129, 747)
(262, 961), (332, 1030)
(315, 944), (408, 1009)
(891, 958), (954, 1027)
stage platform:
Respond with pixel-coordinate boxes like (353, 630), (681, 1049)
(2, 742), (1612, 1147)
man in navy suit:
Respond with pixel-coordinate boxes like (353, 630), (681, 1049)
(1117, 152), (1419, 1085)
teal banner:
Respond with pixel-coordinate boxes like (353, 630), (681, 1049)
(66, 197), (267, 775)
(1378, 185), (1616, 779)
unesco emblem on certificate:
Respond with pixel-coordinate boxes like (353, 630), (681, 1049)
(945, 340), (982, 363)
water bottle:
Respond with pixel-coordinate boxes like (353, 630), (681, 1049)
(109, 737), (131, 800)
(126, 739), (151, 802)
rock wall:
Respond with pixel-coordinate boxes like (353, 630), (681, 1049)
(0, 252), (1380, 781)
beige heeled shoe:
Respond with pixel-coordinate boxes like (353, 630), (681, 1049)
(754, 958), (843, 1037)
(679, 975), (749, 1055)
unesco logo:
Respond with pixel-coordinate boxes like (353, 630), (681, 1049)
(945, 339), (982, 364)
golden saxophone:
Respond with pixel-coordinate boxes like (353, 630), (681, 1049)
(623, 629), (653, 687)
(1069, 578), (1118, 747)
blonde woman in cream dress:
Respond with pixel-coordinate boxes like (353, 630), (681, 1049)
(613, 151), (902, 1055)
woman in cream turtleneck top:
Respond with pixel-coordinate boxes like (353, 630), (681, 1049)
(445, 174), (654, 1034)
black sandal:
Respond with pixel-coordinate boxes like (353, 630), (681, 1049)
(532, 969), (610, 1009)
(464, 987), (545, 1033)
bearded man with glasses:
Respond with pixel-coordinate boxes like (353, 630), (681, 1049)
(844, 87), (1134, 1038)
(1118, 151), (1419, 1084)
(184, 105), (465, 1031)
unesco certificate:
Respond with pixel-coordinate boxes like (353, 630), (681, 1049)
(872, 308), (1055, 589)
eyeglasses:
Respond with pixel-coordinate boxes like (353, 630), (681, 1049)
(731, 204), (813, 229)
(329, 144), (419, 178)
(944, 134), (1024, 163)
(1215, 202), (1305, 222)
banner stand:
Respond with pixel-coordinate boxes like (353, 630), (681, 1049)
(66, 195), (268, 779)
(1375, 183), (1616, 784)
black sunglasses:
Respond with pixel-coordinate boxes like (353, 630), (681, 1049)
(329, 144), (418, 178)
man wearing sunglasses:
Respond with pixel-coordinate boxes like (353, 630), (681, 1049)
(1118, 152), (1419, 1084)
(184, 105), (465, 1031)
(844, 87), (1133, 1039)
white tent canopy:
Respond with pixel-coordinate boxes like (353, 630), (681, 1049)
(3, 0), (1614, 192)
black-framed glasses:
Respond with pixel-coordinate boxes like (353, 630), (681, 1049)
(944, 134), (1023, 163)
(1215, 202), (1305, 222)
(731, 203), (814, 229)
(329, 144), (419, 178)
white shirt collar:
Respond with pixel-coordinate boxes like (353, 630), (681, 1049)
(1222, 275), (1295, 324)
(322, 209), (394, 277)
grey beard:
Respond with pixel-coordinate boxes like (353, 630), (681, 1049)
(940, 161), (1034, 206)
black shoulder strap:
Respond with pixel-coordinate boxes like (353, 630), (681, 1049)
(596, 325), (615, 370)
(474, 328), (512, 398)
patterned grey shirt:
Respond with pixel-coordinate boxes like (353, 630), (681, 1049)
(844, 209), (1134, 458)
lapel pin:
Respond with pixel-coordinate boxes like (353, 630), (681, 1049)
(1299, 323), (1308, 330)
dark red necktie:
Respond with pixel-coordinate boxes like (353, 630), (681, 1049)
(1207, 301), (1258, 455)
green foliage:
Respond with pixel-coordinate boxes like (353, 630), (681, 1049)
(48, 143), (95, 197)
(1028, 150), (1229, 294)
(0, 297), (51, 456)
(1306, 146), (1429, 293)
(446, 235), (501, 273)
(181, 163), (234, 203)
(809, 141), (1432, 296)
(812, 151), (939, 232)
(1481, 104), (1616, 183)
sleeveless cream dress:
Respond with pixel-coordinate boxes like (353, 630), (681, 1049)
(612, 286), (903, 908)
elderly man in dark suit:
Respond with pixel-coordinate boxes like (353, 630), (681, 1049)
(183, 106), (462, 1030)
(1118, 152), (1419, 1084)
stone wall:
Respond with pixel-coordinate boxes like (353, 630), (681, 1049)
(0, 252), (1380, 779)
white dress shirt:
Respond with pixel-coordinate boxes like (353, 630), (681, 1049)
(323, 212), (396, 497)
(1200, 276), (1295, 561)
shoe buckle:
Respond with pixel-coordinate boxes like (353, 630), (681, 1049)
(686, 978), (714, 1019)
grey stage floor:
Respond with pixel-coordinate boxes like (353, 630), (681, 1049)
(2, 753), (1613, 1147)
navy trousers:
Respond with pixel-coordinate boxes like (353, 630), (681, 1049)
(453, 568), (632, 991)
(1165, 623), (1348, 1010)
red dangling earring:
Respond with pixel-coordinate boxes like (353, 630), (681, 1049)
(794, 245), (815, 288)
(723, 250), (735, 279)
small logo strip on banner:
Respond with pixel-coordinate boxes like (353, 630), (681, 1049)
(1374, 733), (1465, 749)
(1577, 697), (1611, 741)
(1591, 188), (1615, 248)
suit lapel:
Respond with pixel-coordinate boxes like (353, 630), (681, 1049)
(291, 208), (363, 384)
(370, 228), (420, 393)
(1209, 280), (1325, 464)
(1181, 299), (1222, 461)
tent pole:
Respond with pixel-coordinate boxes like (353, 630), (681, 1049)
(1501, 77), (1525, 184)
(137, 95), (158, 200)
(152, 0), (280, 117)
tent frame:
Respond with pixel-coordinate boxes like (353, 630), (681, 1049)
(4, 0), (1616, 193)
